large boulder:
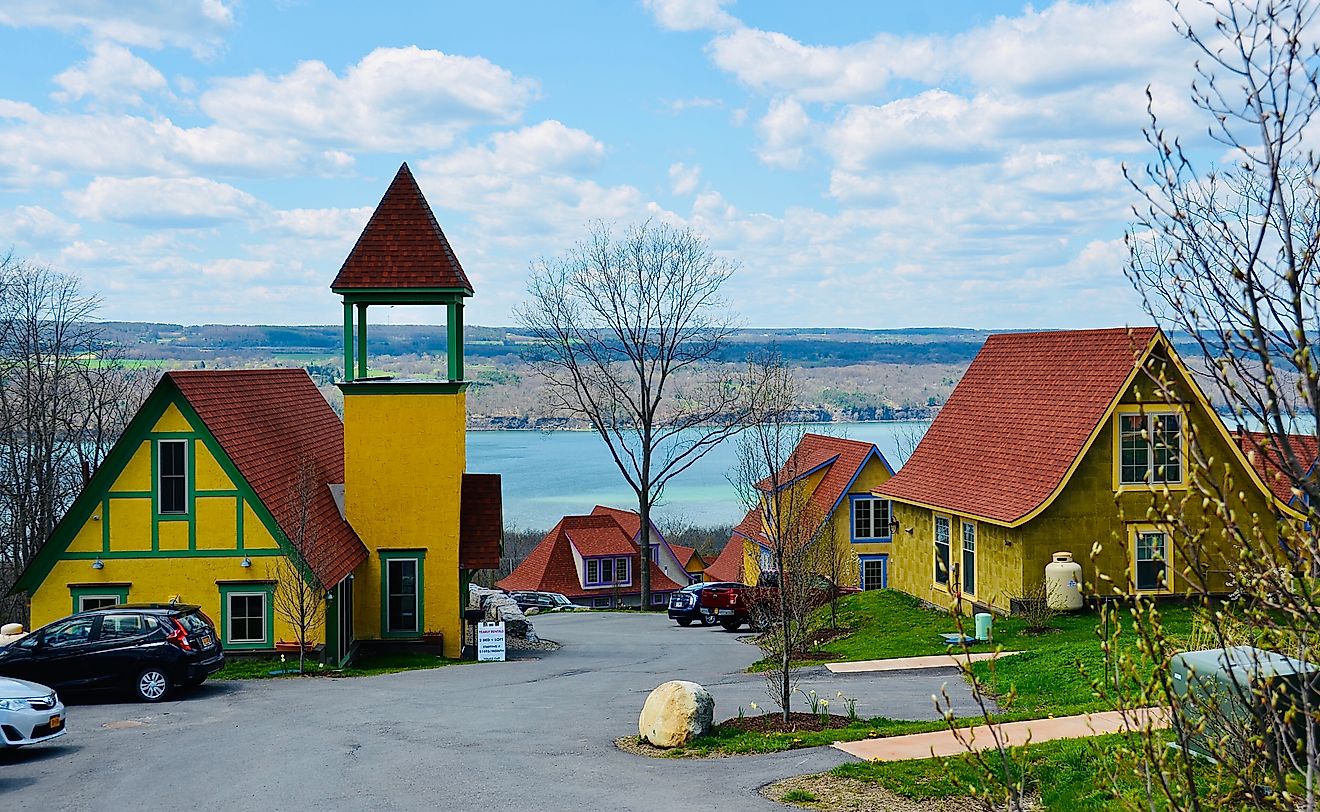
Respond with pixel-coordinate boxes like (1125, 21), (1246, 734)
(639, 680), (714, 748)
(467, 585), (538, 642)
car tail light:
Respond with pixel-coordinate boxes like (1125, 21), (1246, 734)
(166, 619), (193, 652)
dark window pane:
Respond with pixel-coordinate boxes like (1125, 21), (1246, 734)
(387, 559), (418, 633)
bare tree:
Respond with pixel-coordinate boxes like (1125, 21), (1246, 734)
(269, 456), (325, 675)
(517, 220), (769, 607)
(0, 256), (146, 621)
(729, 353), (829, 722)
(1118, 1), (1320, 808)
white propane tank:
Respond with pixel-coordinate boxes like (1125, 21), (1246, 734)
(1044, 552), (1084, 610)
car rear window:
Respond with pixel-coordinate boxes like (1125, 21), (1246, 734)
(177, 611), (212, 633)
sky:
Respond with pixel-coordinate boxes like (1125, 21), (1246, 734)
(0, 0), (1214, 330)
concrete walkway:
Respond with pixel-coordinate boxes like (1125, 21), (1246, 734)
(834, 708), (1169, 761)
(826, 650), (1022, 673)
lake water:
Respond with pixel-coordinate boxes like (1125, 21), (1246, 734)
(466, 421), (930, 532)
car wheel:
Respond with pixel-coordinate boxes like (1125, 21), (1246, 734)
(750, 606), (772, 632)
(134, 668), (171, 702)
(720, 618), (743, 632)
(676, 618), (693, 627)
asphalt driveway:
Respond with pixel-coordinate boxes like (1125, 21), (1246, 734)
(0, 612), (989, 810)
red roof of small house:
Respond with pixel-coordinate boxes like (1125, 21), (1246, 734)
(730, 433), (886, 552)
(331, 163), (473, 293)
(1236, 431), (1320, 505)
(703, 538), (744, 582)
(590, 505), (643, 540)
(877, 327), (1160, 524)
(168, 370), (368, 587)
(460, 473), (503, 570)
(669, 543), (701, 569)
(497, 513), (683, 598)
(564, 515), (636, 557)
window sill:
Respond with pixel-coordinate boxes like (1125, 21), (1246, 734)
(1114, 483), (1188, 494)
(851, 537), (892, 544)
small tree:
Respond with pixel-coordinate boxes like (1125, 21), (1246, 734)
(729, 353), (828, 722)
(270, 456), (325, 675)
(517, 220), (772, 608)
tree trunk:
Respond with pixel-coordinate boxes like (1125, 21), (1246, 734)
(639, 495), (652, 610)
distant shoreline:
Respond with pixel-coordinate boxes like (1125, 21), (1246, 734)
(465, 417), (936, 432)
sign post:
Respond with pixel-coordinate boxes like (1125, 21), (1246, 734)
(477, 621), (506, 662)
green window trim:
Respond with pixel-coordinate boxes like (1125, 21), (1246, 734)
(218, 582), (276, 651)
(378, 550), (426, 639)
(70, 584), (130, 613)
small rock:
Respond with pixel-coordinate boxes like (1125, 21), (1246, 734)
(639, 680), (714, 748)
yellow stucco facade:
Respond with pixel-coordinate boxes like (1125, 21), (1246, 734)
(341, 386), (467, 658)
(24, 394), (313, 651)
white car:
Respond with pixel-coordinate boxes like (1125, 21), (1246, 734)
(0, 676), (65, 747)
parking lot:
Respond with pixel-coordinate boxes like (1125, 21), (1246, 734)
(0, 612), (987, 810)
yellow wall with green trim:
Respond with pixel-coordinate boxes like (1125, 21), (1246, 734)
(27, 395), (322, 647)
(888, 347), (1276, 612)
(343, 390), (466, 657)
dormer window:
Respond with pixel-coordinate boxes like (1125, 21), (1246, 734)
(584, 556), (630, 587)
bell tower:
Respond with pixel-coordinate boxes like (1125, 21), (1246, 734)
(333, 163), (473, 657)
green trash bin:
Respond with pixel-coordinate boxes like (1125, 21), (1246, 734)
(974, 612), (992, 642)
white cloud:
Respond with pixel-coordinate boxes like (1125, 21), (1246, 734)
(668, 162), (701, 195)
(0, 0), (234, 54)
(427, 120), (605, 178)
(68, 176), (260, 227)
(199, 47), (539, 151)
(643, 0), (739, 32)
(53, 43), (169, 106)
(756, 97), (814, 168)
(267, 206), (373, 239)
(1, 205), (80, 244)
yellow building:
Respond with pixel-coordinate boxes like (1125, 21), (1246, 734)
(13, 163), (503, 663)
(706, 434), (894, 589)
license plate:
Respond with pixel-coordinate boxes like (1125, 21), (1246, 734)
(201, 635), (213, 647)
(49, 715), (61, 730)
(717, 609), (734, 616)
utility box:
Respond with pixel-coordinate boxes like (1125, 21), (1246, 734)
(1171, 646), (1320, 761)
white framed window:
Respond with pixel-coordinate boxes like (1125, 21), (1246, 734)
(227, 592), (268, 644)
(78, 595), (120, 612)
(961, 521), (977, 595)
(852, 497), (891, 540)
(584, 556), (631, 587)
(157, 439), (189, 514)
(934, 515), (951, 586)
(1118, 412), (1183, 485)
(1134, 530), (1169, 592)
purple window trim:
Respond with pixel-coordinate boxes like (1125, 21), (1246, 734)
(583, 555), (633, 587)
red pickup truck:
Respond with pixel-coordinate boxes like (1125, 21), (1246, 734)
(699, 575), (860, 632)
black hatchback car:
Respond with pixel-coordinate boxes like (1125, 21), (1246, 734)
(0, 604), (224, 702)
(667, 582), (742, 626)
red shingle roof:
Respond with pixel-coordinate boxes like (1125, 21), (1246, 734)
(877, 327), (1159, 524)
(703, 538), (744, 582)
(1236, 431), (1320, 505)
(460, 473), (503, 569)
(331, 163), (473, 293)
(168, 370), (367, 587)
(669, 543), (700, 568)
(497, 513), (682, 599)
(590, 505), (642, 540)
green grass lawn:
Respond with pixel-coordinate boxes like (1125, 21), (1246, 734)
(687, 590), (1192, 757)
(214, 651), (460, 680)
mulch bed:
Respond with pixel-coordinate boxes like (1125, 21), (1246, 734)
(719, 711), (855, 734)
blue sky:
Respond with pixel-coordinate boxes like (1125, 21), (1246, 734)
(0, 1), (1209, 329)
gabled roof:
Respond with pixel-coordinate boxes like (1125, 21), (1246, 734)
(497, 513), (683, 598)
(731, 433), (889, 551)
(331, 163), (473, 293)
(169, 370), (368, 586)
(460, 473), (503, 570)
(1236, 431), (1320, 506)
(590, 505), (642, 540)
(669, 543), (703, 569)
(877, 327), (1160, 524)
(564, 515), (636, 557)
(703, 538), (744, 583)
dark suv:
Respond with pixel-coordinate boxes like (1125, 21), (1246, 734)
(0, 604), (224, 702)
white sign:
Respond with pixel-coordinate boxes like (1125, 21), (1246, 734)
(477, 621), (506, 662)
